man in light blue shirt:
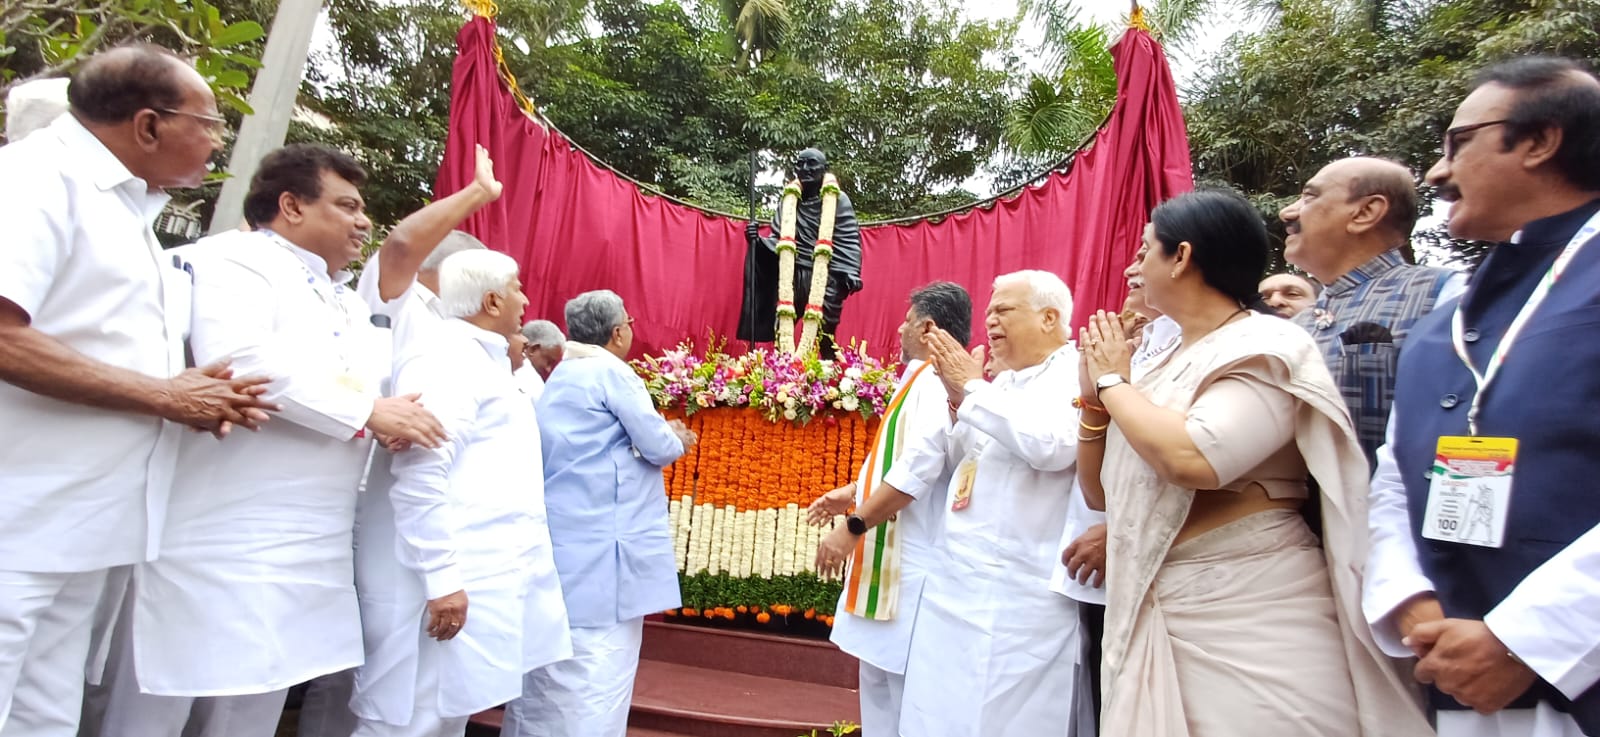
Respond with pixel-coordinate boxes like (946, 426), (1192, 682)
(501, 289), (696, 737)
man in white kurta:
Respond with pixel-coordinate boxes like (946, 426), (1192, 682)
(514, 319), (565, 401)
(95, 144), (464, 737)
(841, 271), (1082, 737)
(501, 290), (693, 737)
(350, 250), (571, 736)
(807, 283), (968, 735)
(0, 48), (274, 737)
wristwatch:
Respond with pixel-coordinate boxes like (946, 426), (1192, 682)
(846, 514), (868, 536)
(1095, 374), (1129, 397)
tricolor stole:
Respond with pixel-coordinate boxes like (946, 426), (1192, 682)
(842, 362), (931, 620)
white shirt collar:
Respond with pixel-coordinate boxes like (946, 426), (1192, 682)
(1009, 342), (1073, 383)
(52, 115), (170, 221)
(563, 341), (624, 363)
(444, 318), (512, 364)
(259, 230), (355, 287)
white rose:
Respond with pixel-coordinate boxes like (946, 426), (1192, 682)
(783, 408), (798, 421)
(842, 395), (860, 412)
(839, 377), (856, 393)
(845, 366), (864, 379)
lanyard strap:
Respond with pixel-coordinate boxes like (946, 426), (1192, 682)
(1452, 210), (1600, 435)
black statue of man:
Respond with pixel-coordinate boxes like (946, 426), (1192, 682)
(737, 148), (864, 354)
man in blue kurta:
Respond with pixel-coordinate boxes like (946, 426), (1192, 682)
(500, 289), (696, 737)
(1364, 56), (1600, 737)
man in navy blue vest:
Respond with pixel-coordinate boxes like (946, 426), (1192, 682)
(1282, 156), (1464, 468)
(1365, 57), (1600, 737)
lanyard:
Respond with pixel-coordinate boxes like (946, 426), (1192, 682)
(259, 229), (358, 370)
(1452, 209), (1600, 435)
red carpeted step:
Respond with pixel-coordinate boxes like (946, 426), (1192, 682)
(628, 659), (860, 737)
(626, 728), (696, 737)
(640, 621), (858, 690)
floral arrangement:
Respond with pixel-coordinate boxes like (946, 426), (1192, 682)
(633, 338), (898, 424)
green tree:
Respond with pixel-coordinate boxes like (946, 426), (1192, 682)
(1183, 0), (1600, 266)
(0, 0), (266, 126)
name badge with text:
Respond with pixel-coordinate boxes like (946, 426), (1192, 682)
(1421, 436), (1516, 549)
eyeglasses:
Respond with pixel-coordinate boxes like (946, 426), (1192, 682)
(1443, 119), (1510, 162)
(155, 108), (231, 141)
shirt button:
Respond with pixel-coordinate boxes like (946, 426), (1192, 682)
(1440, 393), (1460, 409)
(1463, 328), (1481, 343)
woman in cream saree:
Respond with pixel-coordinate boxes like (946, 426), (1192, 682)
(1076, 190), (1430, 737)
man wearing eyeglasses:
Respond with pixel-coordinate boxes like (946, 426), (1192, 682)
(0, 45), (278, 737)
(1366, 56), (1600, 737)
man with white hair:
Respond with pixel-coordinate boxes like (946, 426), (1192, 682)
(296, 227), (493, 737)
(501, 290), (696, 737)
(514, 319), (565, 400)
(349, 249), (570, 737)
(818, 270), (1084, 736)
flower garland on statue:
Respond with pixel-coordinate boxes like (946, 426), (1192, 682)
(775, 173), (842, 356)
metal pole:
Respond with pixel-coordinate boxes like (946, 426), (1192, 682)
(207, 0), (321, 233)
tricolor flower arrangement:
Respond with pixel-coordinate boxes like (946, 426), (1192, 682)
(637, 339), (896, 631)
(633, 339), (897, 425)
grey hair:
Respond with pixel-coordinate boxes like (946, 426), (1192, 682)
(436, 250), (520, 319)
(565, 290), (627, 346)
(520, 319), (565, 349)
(993, 269), (1074, 337)
(420, 230), (488, 273)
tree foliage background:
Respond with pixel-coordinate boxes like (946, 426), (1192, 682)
(3, 0), (1598, 254)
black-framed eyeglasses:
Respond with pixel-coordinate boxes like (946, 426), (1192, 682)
(1443, 119), (1511, 162)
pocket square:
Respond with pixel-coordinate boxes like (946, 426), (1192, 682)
(1340, 321), (1393, 345)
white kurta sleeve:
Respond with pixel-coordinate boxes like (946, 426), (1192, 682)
(606, 364), (684, 467)
(387, 350), (476, 600)
(1484, 522), (1600, 699)
(0, 165), (67, 319)
(881, 417), (957, 500)
(1363, 414), (1436, 657)
(956, 360), (1079, 473)
(188, 255), (374, 438)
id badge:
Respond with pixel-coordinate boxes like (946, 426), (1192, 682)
(1421, 436), (1516, 548)
(951, 457), (977, 512)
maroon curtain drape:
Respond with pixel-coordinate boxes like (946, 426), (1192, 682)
(434, 17), (1192, 359)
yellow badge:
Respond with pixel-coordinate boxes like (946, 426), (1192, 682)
(335, 372), (368, 394)
(951, 457), (977, 512)
(1421, 436), (1516, 549)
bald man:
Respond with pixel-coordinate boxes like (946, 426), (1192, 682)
(1279, 156), (1464, 466)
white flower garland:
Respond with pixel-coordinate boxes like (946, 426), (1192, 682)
(775, 174), (841, 355)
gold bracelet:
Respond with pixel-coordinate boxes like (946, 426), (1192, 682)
(1078, 431), (1107, 442)
(1079, 419), (1110, 432)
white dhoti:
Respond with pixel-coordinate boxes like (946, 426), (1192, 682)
(352, 646), (467, 737)
(898, 573), (1080, 737)
(1438, 706), (1586, 737)
(91, 586), (289, 737)
(0, 568), (107, 737)
(858, 662), (906, 737)
(500, 618), (645, 737)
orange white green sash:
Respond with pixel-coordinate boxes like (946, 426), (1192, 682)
(841, 362), (930, 620)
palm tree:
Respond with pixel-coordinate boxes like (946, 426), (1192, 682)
(720, 0), (790, 69)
